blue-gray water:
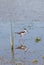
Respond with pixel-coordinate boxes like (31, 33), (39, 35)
(0, 0), (44, 65)
(0, 0), (44, 22)
(0, 21), (44, 65)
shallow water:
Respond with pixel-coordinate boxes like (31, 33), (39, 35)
(0, 21), (44, 65)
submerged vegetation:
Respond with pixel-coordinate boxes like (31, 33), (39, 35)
(16, 61), (24, 65)
(35, 37), (41, 43)
(32, 59), (38, 64)
(10, 21), (14, 51)
(41, 56), (44, 59)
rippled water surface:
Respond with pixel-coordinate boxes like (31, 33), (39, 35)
(0, 21), (44, 65)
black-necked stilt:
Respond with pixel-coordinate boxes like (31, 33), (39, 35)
(15, 28), (28, 37)
(15, 28), (28, 45)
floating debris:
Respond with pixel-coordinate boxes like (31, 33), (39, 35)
(32, 59), (38, 64)
(15, 44), (28, 52)
(35, 37), (41, 42)
(41, 56), (44, 59)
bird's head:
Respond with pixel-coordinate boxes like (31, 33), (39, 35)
(24, 28), (28, 32)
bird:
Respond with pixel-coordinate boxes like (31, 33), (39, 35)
(15, 44), (28, 52)
(15, 28), (28, 37)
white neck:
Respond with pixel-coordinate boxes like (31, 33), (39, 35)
(24, 30), (27, 32)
